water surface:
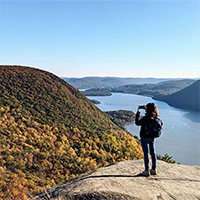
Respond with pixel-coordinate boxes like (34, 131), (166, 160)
(86, 93), (200, 166)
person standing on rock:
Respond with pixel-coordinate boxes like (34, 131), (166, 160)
(135, 103), (160, 176)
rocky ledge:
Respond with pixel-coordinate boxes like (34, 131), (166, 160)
(31, 160), (200, 200)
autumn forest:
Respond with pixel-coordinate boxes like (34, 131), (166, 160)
(0, 66), (143, 199)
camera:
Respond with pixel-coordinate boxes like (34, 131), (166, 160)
(138, 105), (146, 109)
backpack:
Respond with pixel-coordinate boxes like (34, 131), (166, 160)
(146, 117), (163, 138)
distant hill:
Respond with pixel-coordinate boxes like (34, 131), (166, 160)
(155, 80), (200, 111)
(81, 88), (112, 96)
(63, 77), (171, 89)
(0, 66), (143, 199)
(82, 79), (195, 98)
(111, 79), (196, 96)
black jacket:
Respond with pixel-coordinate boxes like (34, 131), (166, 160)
(135, 113), (154, 138)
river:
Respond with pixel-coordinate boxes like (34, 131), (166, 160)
(86, 93), (200, 166)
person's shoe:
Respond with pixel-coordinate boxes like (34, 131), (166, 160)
(140, 170), (150, 177)
(150, 169), (157, 175)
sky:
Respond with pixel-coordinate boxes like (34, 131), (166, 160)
(0, 1), (199, 78)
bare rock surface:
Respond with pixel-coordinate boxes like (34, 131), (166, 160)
(31, 160), (200, 200)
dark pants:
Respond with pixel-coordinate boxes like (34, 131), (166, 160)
(141, 138), (157, 171)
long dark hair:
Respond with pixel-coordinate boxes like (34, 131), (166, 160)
(146, 103), (159, 118)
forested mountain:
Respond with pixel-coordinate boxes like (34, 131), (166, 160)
(63, 77), (170, 89)
(0, 66), (142, 199)
(155, 80), (200, 111)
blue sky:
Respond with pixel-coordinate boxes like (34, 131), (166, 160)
(0, 1), (199, 78)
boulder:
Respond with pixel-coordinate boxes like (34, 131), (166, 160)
(31, 160), (200, 200)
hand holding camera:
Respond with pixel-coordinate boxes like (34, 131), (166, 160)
(138, 105), (146, 109)
(137, 105), (146, 114)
